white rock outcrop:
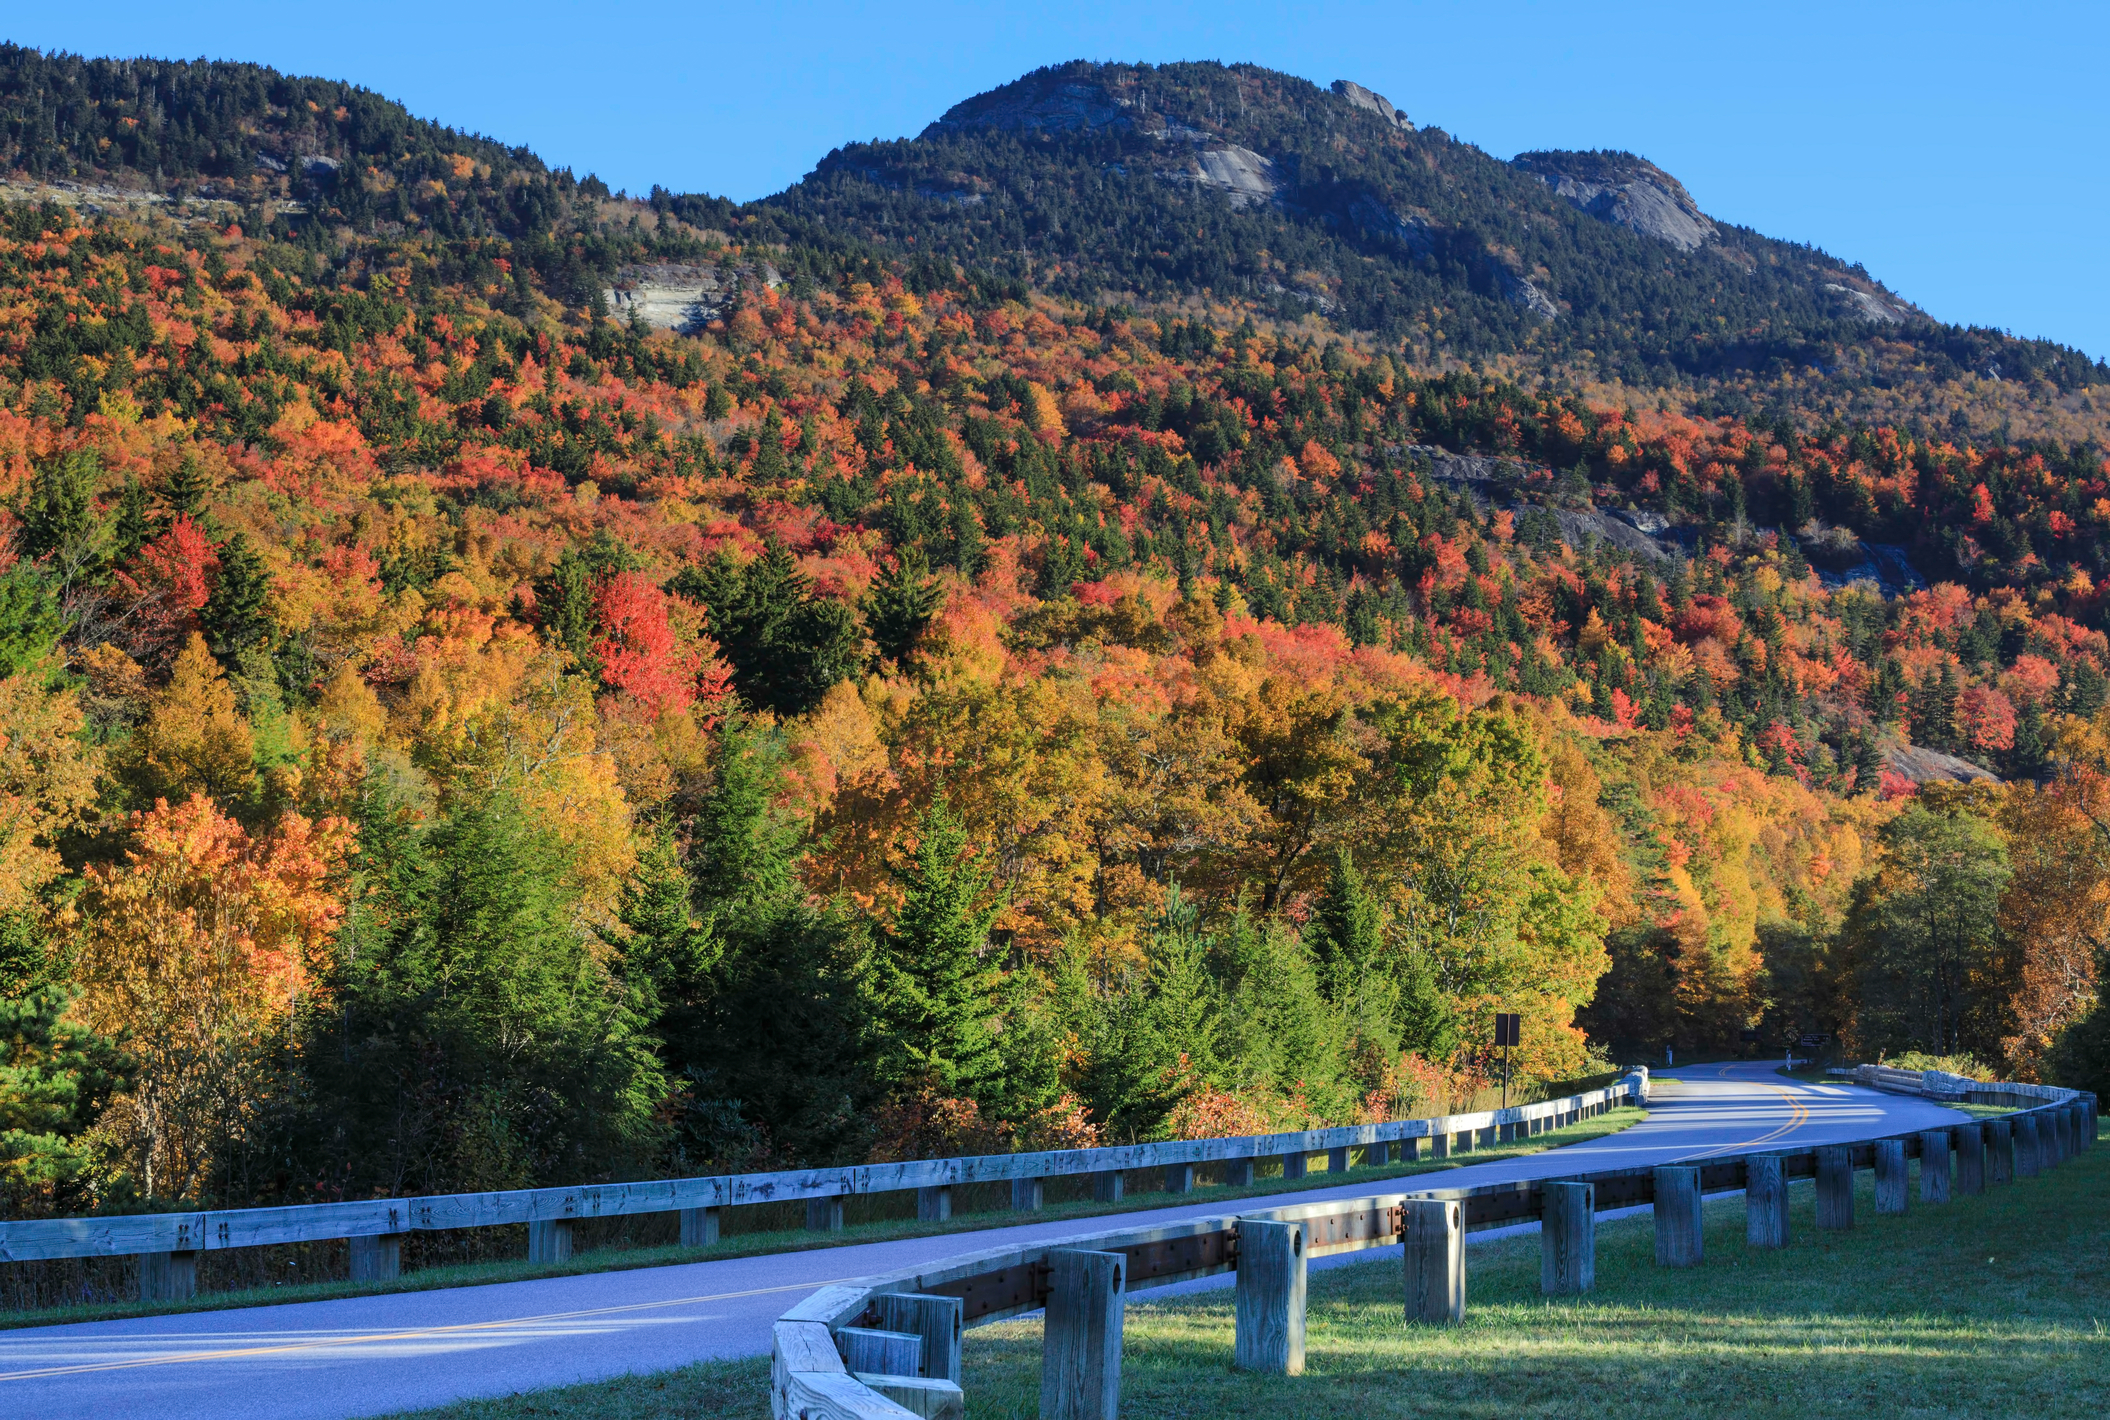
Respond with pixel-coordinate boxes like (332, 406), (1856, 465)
(1331, 80), (1413, 131)
(1513, 151), (1717, 252)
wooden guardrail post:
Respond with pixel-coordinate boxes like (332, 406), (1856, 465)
(839, 1326), (922, 1376)
(2053, 1107), (2075, 1164)
(349, 1232), (404, 1281)
(1653, 1166), (1701, 1267)
(681, 1207), (721, 1246)
(1403, 1198), (1465, 1323)
(806, 1198), (846, 1232)
(1815, 1146), (1854, 1230)
(1163, 1164), (1194, 1195)
(1746, 1155), (1788, 1248)
(1430, 1131), (1450, 1160)
(1327, 1145), (1351, 1174)
(1540, 1182), (1594, 1294)
(1873, 1139), (1908, 1215)
(1010, 1178), (1044, 1212)
(1233, 1219), (1307, 1375)
(1955, 1124), (1986, 1196)
(1093, 1171), (1124, 1203)
(877, 1292), (964, 1383)
(1281, 1149), (1309, 1181)
(138, 1249), (198, 1302)
(528, 1219), (574, 1263)
(1041, 1249), (1124, 1420)
(1223, 1159), (1255, 1187)
(2016, 1115), (2042, 1177)
(918, 1186), (953, 1221)
(1986, 1118), (2014, 1185)
(1369, 1139), (1393, 1166)
(1918, 1130), (1952, 1204)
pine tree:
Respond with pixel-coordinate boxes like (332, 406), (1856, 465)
(533, 548), (603, 679)
(676, 543), (862, 717)
(112, 476), (150, 564)
(865, 546), (940, 667)
(162, 450), (212, 524)
(1394, 946), (1457, 1060)
(202, 533), (272, 662)
(1307, 849), (1383, 1004)
(876, 797), (1005, 1101)
(703, 382), (733, 421)
(19, 449), (105, 590)
(687, 716), (803, 915)
(0, 560), (68, 679)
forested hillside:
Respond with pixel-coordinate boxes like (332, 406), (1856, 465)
(2, 48), (2109, 1223)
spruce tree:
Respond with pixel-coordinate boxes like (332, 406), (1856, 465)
(865, 546), (940, 668)
(1307, 849), (1383, 1004)
(203, 533), (273, 662)
(687, 715), (803, 916)
(162, 450), (212, 523)
(112, 476), (150, 564)
(876, 797), (1005, 1102)
(19, 448), (105, 589)
(1394, 946), (1457, 1061)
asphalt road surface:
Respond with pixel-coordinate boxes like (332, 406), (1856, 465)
(0, 1062), (1965, 1420)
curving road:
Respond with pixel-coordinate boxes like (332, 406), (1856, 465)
(0, 1063), (1965, 1420)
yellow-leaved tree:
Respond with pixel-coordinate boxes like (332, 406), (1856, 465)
(70, 794), (351, 1203)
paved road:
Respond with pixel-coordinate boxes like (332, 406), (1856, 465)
(0, 1063), (1964, 1420)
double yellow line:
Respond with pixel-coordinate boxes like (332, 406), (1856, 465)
(1684, 1064), (1810, 1159)
(0, 1277), (849, 1383)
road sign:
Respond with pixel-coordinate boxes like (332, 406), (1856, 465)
(1494, 1013), (1521, 1047)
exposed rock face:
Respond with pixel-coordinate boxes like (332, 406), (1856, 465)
(1513, 150), (1717, 252)
(1885, 744), (1999, 786)
(1823, 282), (1909, 324)
(924, 74), (1133, 136)
(603, 262), (780, 333)
(1331, 80), (1412, 131)
(1157, 142), (1281, 207)
(1499, 268), (1559, 320)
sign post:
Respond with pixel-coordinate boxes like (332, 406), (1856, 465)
(1494, 1013), (1521, 1110)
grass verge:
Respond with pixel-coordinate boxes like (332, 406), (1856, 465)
(390, 1121), (2110, 1420)
(3, 1108), (1645, 1331)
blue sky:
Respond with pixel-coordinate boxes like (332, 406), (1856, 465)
(11, 2), (2107, 359)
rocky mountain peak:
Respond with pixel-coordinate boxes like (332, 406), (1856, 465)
(1330, 80), (1412, 131)
(1512, 149), (1717, 252)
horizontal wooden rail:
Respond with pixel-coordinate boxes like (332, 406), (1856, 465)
(0, 1075), (1646, 1305)
(769, 1069), (2096, 1419)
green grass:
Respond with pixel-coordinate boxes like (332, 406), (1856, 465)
(2, 1108), (1645, 1331)
(389, 1123), (2110, 1420)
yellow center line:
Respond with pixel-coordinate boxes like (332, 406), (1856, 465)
(0, 1278), (851, 1383)
(1685, 1071), (1809, 1159)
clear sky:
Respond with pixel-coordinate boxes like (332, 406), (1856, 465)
(10, 2), (2107, 360)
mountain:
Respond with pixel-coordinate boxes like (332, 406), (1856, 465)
(6, 47), (2103, 435)
(720, 61), (2105, 418)
(3, 45), (2109, 1223)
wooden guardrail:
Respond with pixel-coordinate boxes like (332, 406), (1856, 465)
(770, 1070), (2097, 1420)
(0, 1074), (1646, 1304)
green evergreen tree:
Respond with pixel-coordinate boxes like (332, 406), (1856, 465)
(0, 987), (131, 1215)
(675, 543), (863, 717)
(0, 560), (68, 679)
(1306, 849), (1383, 1004)
(875, 797), (1005, 1101)
(112, 475), (150, 564)
(687, 715), (803, 916)
(865, 546), (940, 668)
(18, 448), (105, 589)
(533, 547), (601, 678)
(162, 450), (213, 523)
(203, 532), (273, 662)
(1394, 943), (1458, 1061)
(703, 382), (733, 421)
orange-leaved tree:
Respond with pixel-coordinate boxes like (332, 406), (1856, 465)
(70, 794), (351, 1203)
